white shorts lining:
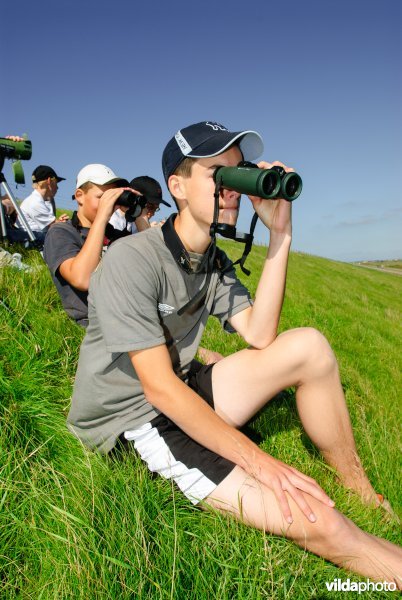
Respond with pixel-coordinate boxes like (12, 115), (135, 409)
(124, 422), (217, 505)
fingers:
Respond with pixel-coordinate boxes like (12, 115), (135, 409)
(282, 467), (336, 521)
(5, 135), (24, 142)
(288, 471), (335, 508)
(271, 472), (318, 524)
(286, 463), (335, 505)
(56, 214), (70, 223)
(287, 466), (322, 485)
(256, 160), (295, 173)
(260, 457), (335, 524)
(272, 476), (326, 524)
(100, 188), (129, 209)
(281, 480), (318, 523)
(272, 477), (293, 524)
(97, 188), (132, 222)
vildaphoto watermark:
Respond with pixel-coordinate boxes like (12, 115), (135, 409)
(325, 578), (397, 593)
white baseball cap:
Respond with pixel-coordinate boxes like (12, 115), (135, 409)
(76, 163), (127, 189)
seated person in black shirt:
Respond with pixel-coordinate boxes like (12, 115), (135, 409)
(43, 163), (136, 328)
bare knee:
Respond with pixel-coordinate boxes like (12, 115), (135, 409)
(280, 327), (338, 382)
(299, 327), (336, 372)
(292, 507), (356, 557)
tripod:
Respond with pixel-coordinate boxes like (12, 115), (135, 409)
(0, 167), (39, 248)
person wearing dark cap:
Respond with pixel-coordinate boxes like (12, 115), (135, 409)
(43, 163), (138, 328)
(68, 122), (402, 584)
(18, 165), (69, 243)
(109, 175), (171, 234)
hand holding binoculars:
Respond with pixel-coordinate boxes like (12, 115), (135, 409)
(214, 161), (302, 201)
(115, 190), (146, 222)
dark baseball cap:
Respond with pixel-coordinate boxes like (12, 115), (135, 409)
(162, 121), (264, 182)
(32, 165), (66, 183)
(129, 176), (171, 207)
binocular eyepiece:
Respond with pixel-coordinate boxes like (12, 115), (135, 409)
(117, 190), (147, 222)
(214, 161), (302, 201)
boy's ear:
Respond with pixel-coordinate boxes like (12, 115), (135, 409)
(168, 174), (186, 203)
(74, 188), (84, 207)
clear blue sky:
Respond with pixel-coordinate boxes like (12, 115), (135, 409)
(3, 0), (401, 261)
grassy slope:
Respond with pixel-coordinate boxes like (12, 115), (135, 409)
(0, 242), (401, 599)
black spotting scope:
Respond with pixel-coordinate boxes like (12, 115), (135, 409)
(214, 161), (302, 201)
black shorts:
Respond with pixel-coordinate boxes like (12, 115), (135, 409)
(122, 360), (236, 504)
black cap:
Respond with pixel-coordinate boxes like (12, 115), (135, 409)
(129, 176), (171, 207)
(32, 165), (66, 183)
(161, 121), (264, 182)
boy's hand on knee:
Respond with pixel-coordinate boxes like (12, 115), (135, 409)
(253, 454), (335, 524)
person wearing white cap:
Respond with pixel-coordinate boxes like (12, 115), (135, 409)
(69, 123), (402, 585)
(43, 163), (137, 327)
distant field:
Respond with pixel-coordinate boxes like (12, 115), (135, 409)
(356, 260), (402, 269)
(354, 259), (402, 277)
(0, 242), (401, 599)
(358, 259), (402, 269)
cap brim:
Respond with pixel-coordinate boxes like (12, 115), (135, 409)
(188, 130), (264, 162)
(152, 196), (171, 208)
(100, 176), (129, 186)
(146, 196), (171, 208)
(56, 176), (66, 182)
(76, 176), (129, 188)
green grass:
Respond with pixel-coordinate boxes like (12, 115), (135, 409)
(56, 207), (74, 219)
(0, 242), (401, 599)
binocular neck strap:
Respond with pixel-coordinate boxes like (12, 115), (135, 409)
(230, 212), (259, 276)
(210, 179), (258, 276)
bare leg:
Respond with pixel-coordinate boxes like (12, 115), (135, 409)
(212, 328), (379, 504)
(205, 466), (402, 586)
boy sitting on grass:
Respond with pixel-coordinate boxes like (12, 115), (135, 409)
(43, 163), (136, 328)
(68, 121), (401, 585)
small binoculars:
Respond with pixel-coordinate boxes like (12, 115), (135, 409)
(116, 190), (147, 222)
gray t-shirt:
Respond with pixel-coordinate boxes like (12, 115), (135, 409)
(68, 226), (252, 453)
(43, 221), (90, 325)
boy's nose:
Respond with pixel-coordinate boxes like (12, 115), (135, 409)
(221, 187), (241, 201)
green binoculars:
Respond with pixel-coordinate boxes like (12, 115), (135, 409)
(214, 161), (302, 201)
(0, 138), (32, 161)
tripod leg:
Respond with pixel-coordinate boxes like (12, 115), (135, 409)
(0, 175), (39, 244)
(0, 195), (8, 242)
